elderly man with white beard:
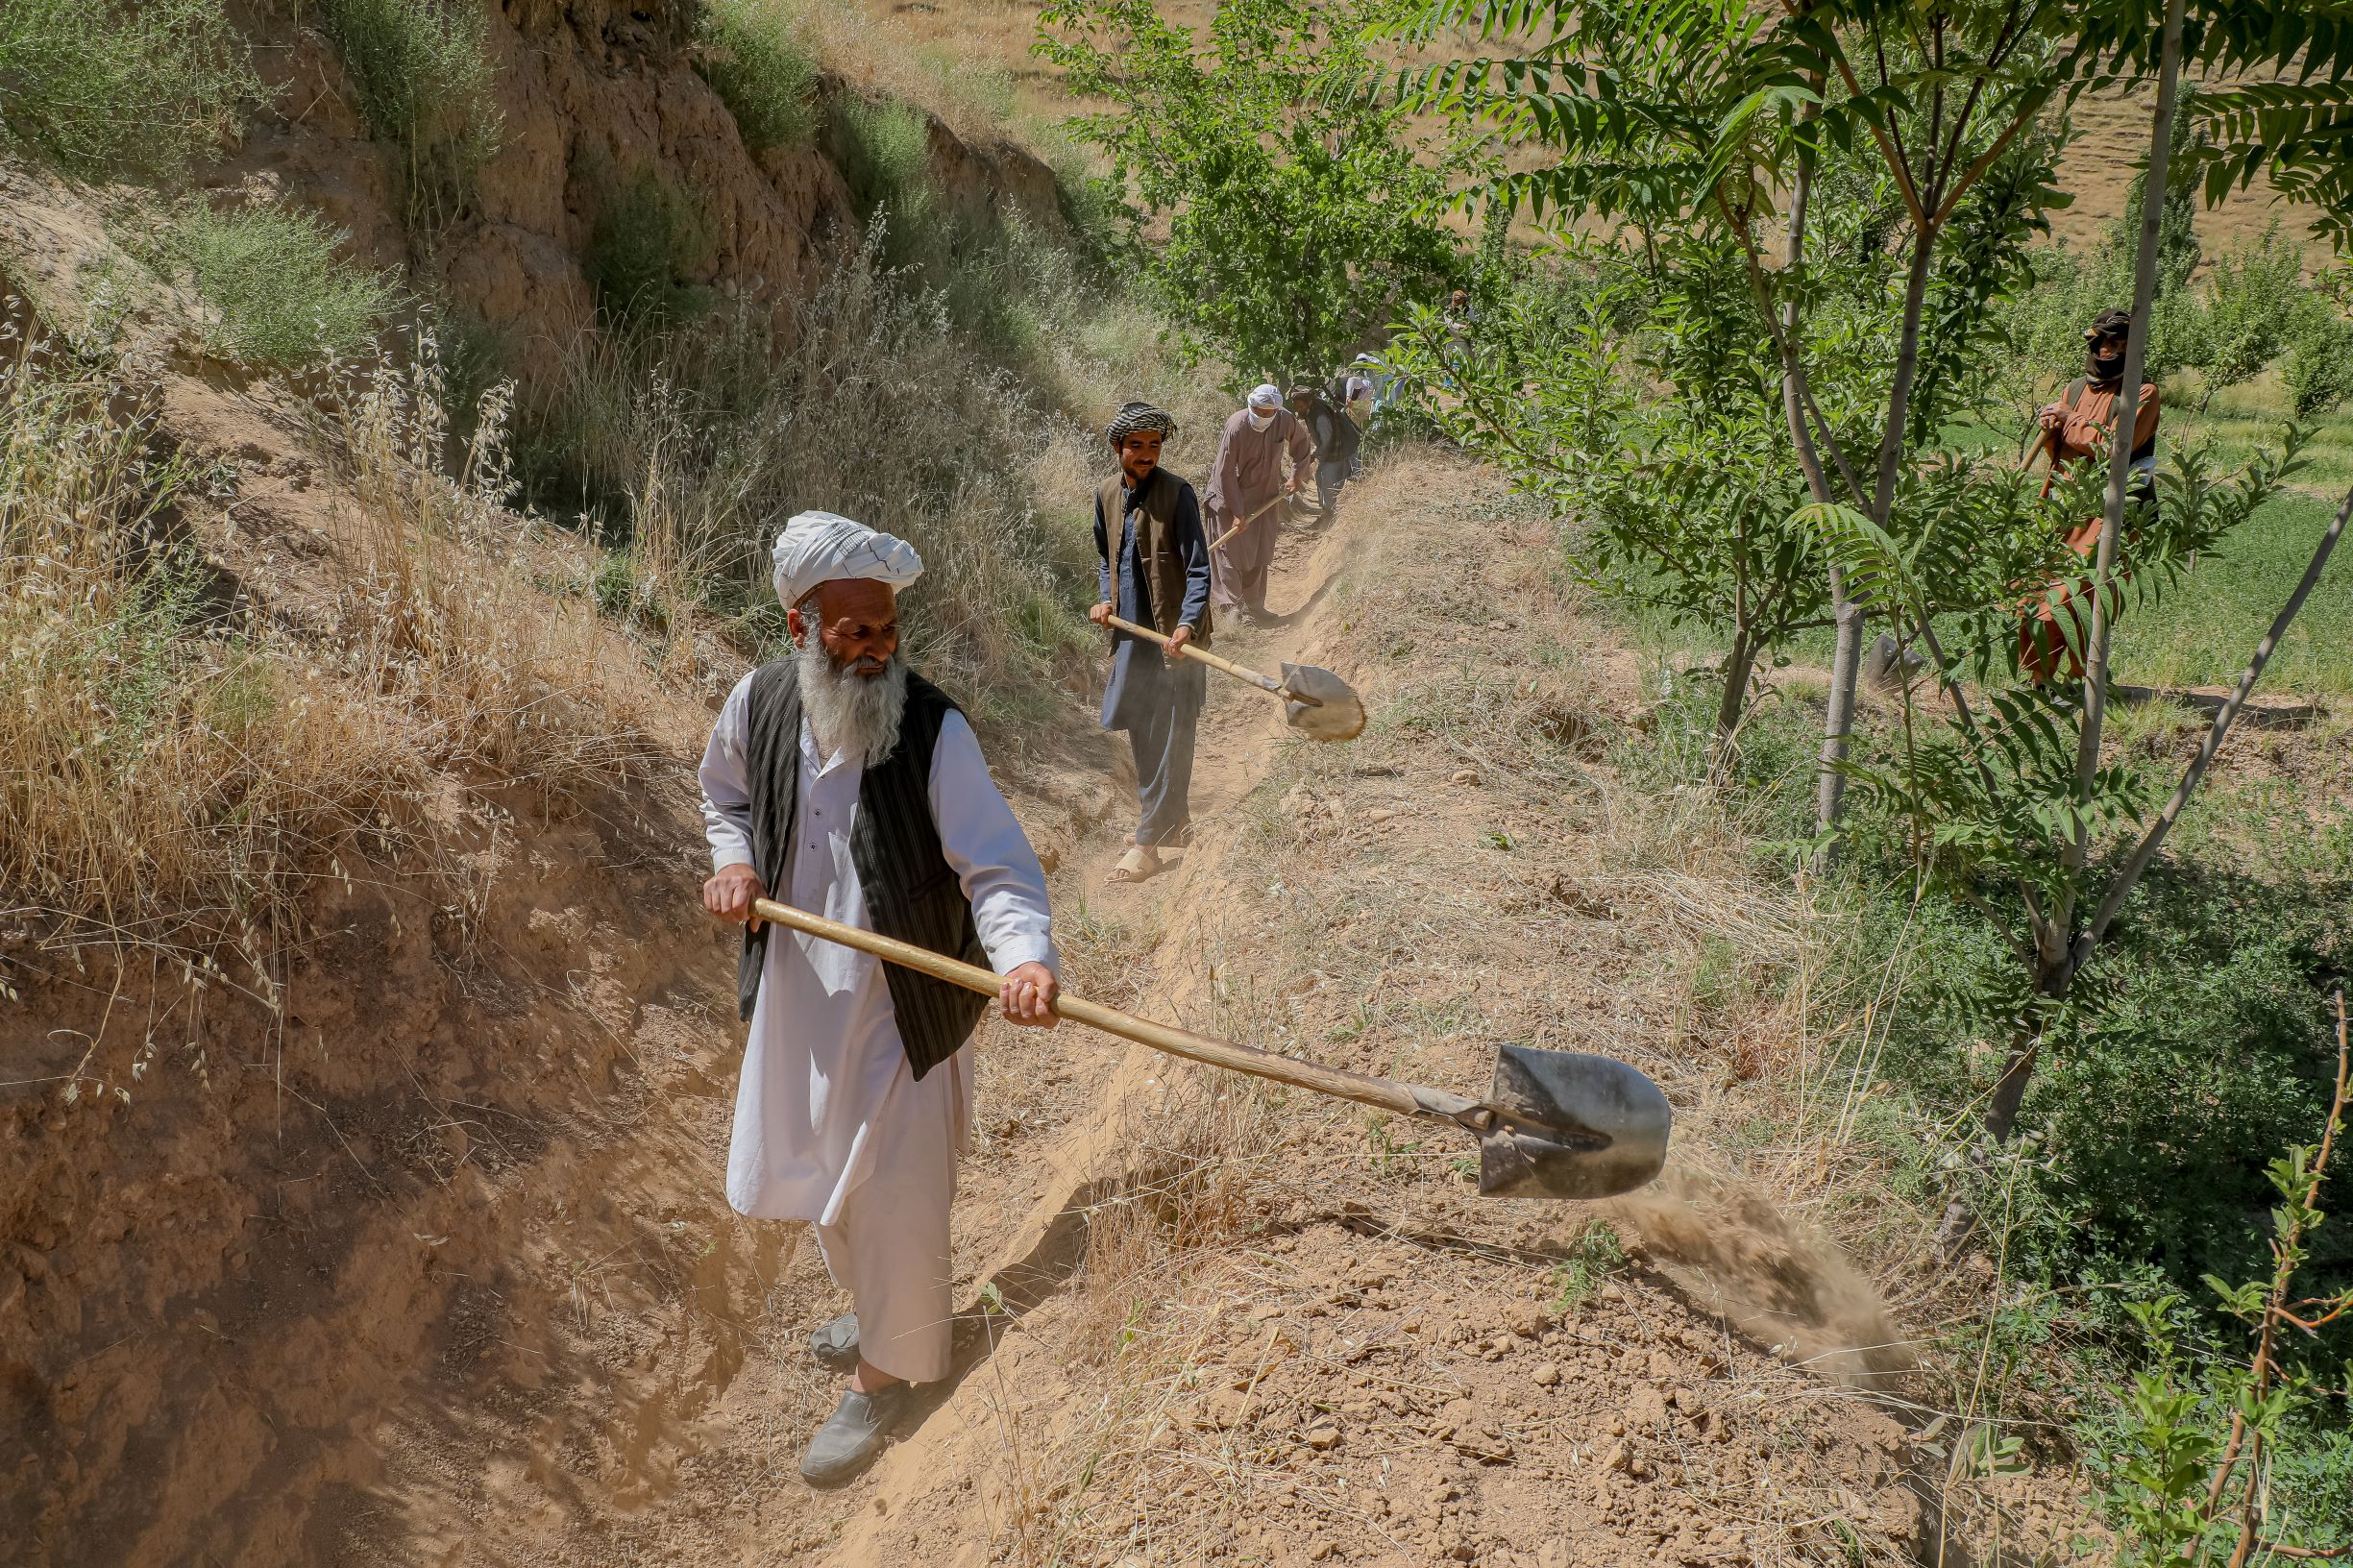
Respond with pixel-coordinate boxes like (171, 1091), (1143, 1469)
(698, 510), (1061, 1486)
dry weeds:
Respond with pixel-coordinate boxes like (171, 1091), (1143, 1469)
(0, 338), (406, 955)
(2, 329), (672, 981)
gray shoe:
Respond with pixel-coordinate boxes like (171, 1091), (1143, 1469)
(809, 1311), (859, 1373)
(800, 1384), (911, 1487)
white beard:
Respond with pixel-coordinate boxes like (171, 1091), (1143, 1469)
(797, 632), (908, 769)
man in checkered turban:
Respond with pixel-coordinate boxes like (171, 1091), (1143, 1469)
(1091, 402), (1212, 883)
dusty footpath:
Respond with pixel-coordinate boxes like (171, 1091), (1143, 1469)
(1, 434), (2084, 1565)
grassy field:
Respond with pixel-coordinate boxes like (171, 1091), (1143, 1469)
(2106, 380), (2353, 694)
(1607, 380), (2353, 698)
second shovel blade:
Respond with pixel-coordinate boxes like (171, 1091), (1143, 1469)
(1476, 1045), (1671, 1200)
(1279, 662), (1366, 741)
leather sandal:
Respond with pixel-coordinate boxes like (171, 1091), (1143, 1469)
(1108, 845), (1161, 884)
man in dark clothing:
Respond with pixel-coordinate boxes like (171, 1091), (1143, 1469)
(1288, 383), (1360, 529)
(1091, 402), (1213, 884)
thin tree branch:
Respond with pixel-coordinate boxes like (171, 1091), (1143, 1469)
(1831, 54), (1930, 231)
(2080, 478), (2351, 954)
(1721, 184), (1871, 510)
(1929, 100), (2041, 228)
(2218, 992), (2347, 1568)
(2071, 0), (2187, 903)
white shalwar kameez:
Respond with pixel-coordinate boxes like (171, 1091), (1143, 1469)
(699, 674), (1056, 1382)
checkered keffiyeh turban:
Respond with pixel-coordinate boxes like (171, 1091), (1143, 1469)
(1106, 401), (1177, 446)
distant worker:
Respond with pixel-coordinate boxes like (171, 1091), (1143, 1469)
(699, 511), (1062, 1487)
(1288, 383), (1360, 529)
(1205, 383), (1314, 626)
(1091, 402), (1213, 885)
(1344, 355), (1379, 430)
(2021, 307), (2162, 683)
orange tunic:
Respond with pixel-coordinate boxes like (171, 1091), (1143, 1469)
(2020, 380), (2161, 681)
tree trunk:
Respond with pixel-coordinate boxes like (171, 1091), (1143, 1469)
(1935, 949), (2074, 1252)
(1710, 625), (1758, 781)
(1820, 219), (1940, 851)
(1813, 595), (1866, 857)
(2068, 0), (2189, 887)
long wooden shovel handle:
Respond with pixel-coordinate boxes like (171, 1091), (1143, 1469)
(1103, 613), (1284, 694)
(1206, 492), (1288, 553)
(748, 897), (1464, 1123)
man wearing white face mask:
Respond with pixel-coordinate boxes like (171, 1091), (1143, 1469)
(1204, 383), (1315, 625)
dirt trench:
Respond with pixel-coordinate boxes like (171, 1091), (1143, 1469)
(4, 378), (2062, 1563)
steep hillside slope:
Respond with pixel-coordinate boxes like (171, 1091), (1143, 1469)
(207, 0), (1062, 379)
(0, 5), (1102, 1556)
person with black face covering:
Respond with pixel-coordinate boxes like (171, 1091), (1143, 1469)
(2020, 307), (2163, 683)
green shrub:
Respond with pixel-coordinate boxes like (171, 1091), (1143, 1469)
(0, 0), (258, 181)
(2196, 229), (2312, 405)
(166, 201), (393, 368)
(584, 168), (718, 327)
(1041, 135), (1132, 276)
(2286, 310), (2353, 418)
(836, 96), (933, 227)
(1849, 860), (2348, 1320)
(695, 0), (820, 153)
(314, 0), (502, 225)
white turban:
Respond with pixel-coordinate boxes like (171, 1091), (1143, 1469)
(770, 510), (924, 610)
(1247, 383), (1282, 410)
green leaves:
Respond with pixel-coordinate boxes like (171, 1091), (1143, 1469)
(1037, 0), (1463, 380)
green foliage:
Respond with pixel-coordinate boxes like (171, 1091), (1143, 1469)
(1037, 0), (1465, 385)
(161, 201), (394, 368)
(2194, 229), (2308, 404)
(2016, 884), (2344, 1292)
(1817, 431), (2302, 911)
(836, 95), (932, 224)
(2092, 1058), (2353, 1564)
(1546, 1221), (1629, 1312)
(314, 0), (502, 227)
(695, 0), (819, 154)
(2286, 309), (2353, 420)
(0, 0), (258, 182)
(584, 168), (718, 328)
(1386, 238), (1830, 758)
(1992, 223), (2346, 423)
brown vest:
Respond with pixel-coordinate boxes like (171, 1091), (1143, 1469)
(1098, 466), (1212, 649)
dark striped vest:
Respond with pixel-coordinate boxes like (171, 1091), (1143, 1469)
(735, 661), (991, 1080)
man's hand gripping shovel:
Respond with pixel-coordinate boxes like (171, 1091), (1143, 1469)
(744, 897), (1670, 1200)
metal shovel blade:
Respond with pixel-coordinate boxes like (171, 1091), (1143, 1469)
(1475, 1045), (1672, 1199)
(1279, 662), (1367, 742)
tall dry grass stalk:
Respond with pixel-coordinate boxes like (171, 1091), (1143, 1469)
(524, 233), (1130, 720)
(0, 340), (405, 949)
(3, 331), (669, 968)
(320, 339), (668, 785)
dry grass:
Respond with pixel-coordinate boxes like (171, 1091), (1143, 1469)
(1, 331), (670, 973)
(317, 341), (669, 783)
(523, 228), (1224, 727)
(0, 340), (408, 953)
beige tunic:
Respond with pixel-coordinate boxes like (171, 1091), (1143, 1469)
(1204, 407), (1315, 613)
